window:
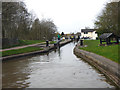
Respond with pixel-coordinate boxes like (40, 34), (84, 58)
(84, 32), (88, 34)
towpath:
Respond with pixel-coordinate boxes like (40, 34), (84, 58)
(0, 42), (46, 52)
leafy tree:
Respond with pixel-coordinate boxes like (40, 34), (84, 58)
(94, 2), (120, 37)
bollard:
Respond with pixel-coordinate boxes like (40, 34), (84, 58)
(77, 38), (79, 42)
(80, 40), (83, 46)
(54, 41), (60, 49)
(46, 40), (49, 47)
(54, 43), (57, 48)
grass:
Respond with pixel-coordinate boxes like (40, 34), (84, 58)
(2, 40), (57, 57)
(19, 40), (45, 45)
(2, 40), (45, 49)
(49, 41), (57, 44)
(2, 46), (43, 57)
(3, 40), (58, 49)
(79, 40), (119, 63)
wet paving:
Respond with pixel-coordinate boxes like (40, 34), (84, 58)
(2, 42), (115, 88)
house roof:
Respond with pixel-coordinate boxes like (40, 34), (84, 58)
(81, 29), (96, 32)
(99, 33), (113, 39)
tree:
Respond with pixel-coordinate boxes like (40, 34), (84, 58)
(2, 2), (57, 41)
(40, 18), (57, 40)
(61, 32), (64, 36)
(30, 18), (57, 40)
(2, 2), (33, 39)
(85, 27), (90, 29)
(94, 2), (120, 37)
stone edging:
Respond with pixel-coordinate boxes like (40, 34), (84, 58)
(74, 44), (120, 88)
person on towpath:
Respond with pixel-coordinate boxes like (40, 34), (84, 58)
(58, 34), (61, 40)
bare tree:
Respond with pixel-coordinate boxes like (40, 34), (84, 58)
(2, 2), (57, 41)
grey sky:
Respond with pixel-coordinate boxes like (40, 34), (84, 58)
(24, 0), (109, 34)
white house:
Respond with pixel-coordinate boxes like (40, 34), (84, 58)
(81, 29), (98, 40)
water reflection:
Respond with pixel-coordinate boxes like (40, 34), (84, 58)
(2, 42), (115, 88)
(57, 48), (61, 59)
(2, 58), (32, 88)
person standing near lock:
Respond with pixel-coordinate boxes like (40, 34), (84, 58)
(57, 34), (61, 40)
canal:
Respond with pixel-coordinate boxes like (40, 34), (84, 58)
(2, 42), (115, 88)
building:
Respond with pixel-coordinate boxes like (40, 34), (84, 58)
(81, 29), (98, 40)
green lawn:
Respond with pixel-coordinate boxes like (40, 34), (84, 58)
(49, 41), (57, 44)
(2, 40), (58, 57)
(79, 40), (119, 63)
(3, 40), (58, 49)
(2, 40), (45, 49)
(2, 47), (43, 57)
(19, 40), (45, 45)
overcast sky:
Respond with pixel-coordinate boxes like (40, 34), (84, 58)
(24, 0), (109, 34)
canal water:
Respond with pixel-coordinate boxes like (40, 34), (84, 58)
(2, 42), (115, 88)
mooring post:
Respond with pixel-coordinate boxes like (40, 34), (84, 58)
(80, 39), (83, 46)
(46, 40), (49, 47)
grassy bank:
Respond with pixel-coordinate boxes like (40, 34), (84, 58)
(79, 40), (119, 63)
(3, 40), (58, 49)
(2, 47), (43, 57)
(3, 40), (45, 49)
(2, 40), (57, 57)
(49, 41), (57, 44)
(19, 40), (45, 45)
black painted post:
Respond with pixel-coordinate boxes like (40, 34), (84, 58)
(106, 39), (109, 45)
(116, 37), (119, 44)
(80, 40), (83, 46)
(108, 38), (110, 44)
(46, 40), (49, 47)
(100, 38), (102, 44)
(77, 35), (80, 42)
